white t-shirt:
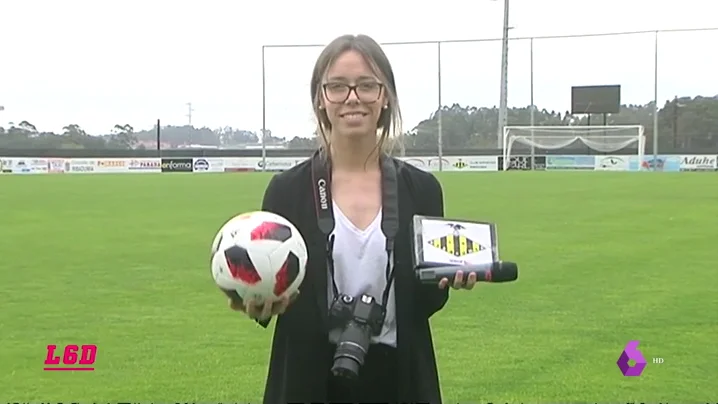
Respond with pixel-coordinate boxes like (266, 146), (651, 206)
(327, 204), (397, 347)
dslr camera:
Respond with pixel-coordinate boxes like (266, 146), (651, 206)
(328, 293), (386, 379)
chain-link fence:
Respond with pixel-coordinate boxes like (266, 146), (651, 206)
(261, 28), (718, 158)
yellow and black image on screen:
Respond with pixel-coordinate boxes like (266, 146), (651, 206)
(427, 223), (485, 258)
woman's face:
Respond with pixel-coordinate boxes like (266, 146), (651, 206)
(320, 49), (386, 139)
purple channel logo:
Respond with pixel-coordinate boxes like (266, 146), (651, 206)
(617, 340), (647, 376)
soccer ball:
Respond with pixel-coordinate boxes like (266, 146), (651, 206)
(210, 211), (308, 305)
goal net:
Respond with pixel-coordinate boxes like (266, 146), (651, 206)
(502, 125), (645, 171)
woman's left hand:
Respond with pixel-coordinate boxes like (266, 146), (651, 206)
(438, 270), (477, 290)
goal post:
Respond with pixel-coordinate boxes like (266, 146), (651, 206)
(502, 125), (646, 171)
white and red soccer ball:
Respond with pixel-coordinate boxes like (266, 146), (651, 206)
(211, 211), (307, 305)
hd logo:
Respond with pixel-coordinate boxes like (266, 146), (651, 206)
(427, 223), (484, 257)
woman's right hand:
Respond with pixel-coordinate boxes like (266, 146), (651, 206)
(228, 292), (299, 321)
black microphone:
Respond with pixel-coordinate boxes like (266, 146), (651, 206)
(416, 261), (518, 284)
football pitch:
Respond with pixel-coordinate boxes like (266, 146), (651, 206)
(1, 172), (716, 402)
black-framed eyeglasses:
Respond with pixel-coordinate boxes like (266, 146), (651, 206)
(322, 82), (384, 104)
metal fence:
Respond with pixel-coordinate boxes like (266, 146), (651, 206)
(261, 27), (718, 161)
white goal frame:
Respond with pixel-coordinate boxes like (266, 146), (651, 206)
(501, 125), (646, 171)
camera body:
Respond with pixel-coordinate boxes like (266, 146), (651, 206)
(328, 293), (386, 379)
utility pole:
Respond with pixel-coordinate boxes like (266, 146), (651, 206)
(186, 102), (194, 126)
(186, 102), (194, 145)
(497, 0), (510, 147)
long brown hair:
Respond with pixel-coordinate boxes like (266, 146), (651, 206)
(310, 34), (402, 160)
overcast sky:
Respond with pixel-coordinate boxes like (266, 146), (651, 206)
(1, 0), (716, 138)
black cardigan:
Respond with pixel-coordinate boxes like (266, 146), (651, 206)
(257, 156), (449, 404)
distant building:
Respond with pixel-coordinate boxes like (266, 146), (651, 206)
(135, 140), (172, 150)
(177, 144), (219, 149)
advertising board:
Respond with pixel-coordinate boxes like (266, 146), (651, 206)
(0, 158), (11, 173)
(0, 157), (67, 174)
(594, 156), (630, 171)
(66, 159), (96, 173)
(95, 158), (129, 173)
(128, 158), (161, 172)
(6, 158), (42, 174)
(47, 159), (65, 173)
(31, 159), (49, 174)
(256, 157), (303, 172)
(222, 157), (256, 172)
(679, 155), (717, 171)
(546, 155), (595, 170)
(221, 157), (304, 172)
(13, 159), (31, 173)
(497, 156), (546, 171)
(401, 156), (498, 172)
(192, 158), (225, 173)
(161, 158), (193, 173)
(629, 155), (681, 172)
(400, 157), (446, 171)
(0, 154), (715, 175)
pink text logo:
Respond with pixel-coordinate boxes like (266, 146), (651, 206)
(43, 344), (97, 371)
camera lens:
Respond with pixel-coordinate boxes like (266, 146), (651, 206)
(331, 341), (366, 379)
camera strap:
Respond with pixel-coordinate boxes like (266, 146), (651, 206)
(311, 149), (399, 309)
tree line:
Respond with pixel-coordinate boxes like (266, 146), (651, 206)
(1, 95), (716, 150)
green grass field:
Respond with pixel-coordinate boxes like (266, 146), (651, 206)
(1, 172), (716, 402)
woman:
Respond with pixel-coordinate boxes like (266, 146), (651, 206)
(228, 34), (477, 403)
